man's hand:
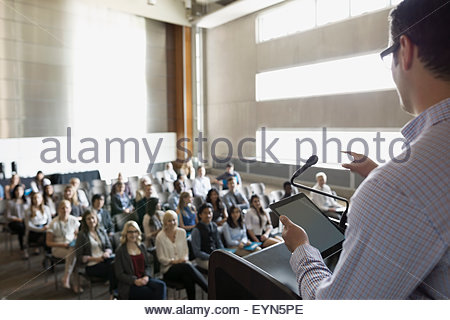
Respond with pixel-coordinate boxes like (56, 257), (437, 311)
(280, 215), (309, 253)
(342, 151), (378, 178)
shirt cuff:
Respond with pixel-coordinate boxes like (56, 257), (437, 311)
(289, 244), (323, 273)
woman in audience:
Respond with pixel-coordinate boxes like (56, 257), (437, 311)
(245, 194), (283, 248)
(142, 197), (164, 247)
(176, 191), (197, 235)
(135, 176), (152, 203)
(205, 188), (228, 227)
(75, 210), (115, 296)
(25, 192), (52, 254)
(180, 159), (195, 181)
(69, 177), (89, 209)
(155, 210), (208, 300)
(5, 174), (22, 200)
(30, 171), (45, 194)
(223, 206), (260, 256)
(163, 162), (177, 184)
(46, 200), (80, 292)
(63, 185), (83, 219)
(43, 183), (58, 217)
(111, 181), (134, 216)
(114, 221), (166, 300)
(191, 203), (224, 270)
(6, 184), (29, 258)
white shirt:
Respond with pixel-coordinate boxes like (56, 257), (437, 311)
(244, 207), (271, 236)
(310, 183), (340, 211)
(192, 176), (211, 199)
(25, 205), (52, 232)
(47, 215), (80, 244)
(155, 228), (189, 274)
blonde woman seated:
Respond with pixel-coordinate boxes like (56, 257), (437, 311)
(114, 221), (166, 300)
(155, 210), (208, 300)
(46, 200), (80, 292)
(223, 206), (261, 257)
(63, 185), (83, 219)
(75, 210), (114, 295)
(176, 192), (198, 236)
(25, 192), (52, 254)
(244, 195), (283, 248)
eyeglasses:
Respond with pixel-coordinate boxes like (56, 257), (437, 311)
(380, 41), (400, 69)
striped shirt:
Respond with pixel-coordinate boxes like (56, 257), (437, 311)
(290, 98), (450, 299)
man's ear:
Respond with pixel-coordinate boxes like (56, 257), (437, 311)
(398, 35), (415, 70)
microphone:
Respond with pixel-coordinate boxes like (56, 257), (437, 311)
(290, 155), (349, 230)
(292, 155), (318, 179)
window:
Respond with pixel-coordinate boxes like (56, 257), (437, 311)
(256, 52), (395, 101)
(257, 0), (402, 43)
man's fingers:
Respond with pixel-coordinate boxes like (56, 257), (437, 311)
(279, 215), (293, 228)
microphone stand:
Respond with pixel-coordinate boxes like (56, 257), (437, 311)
(290, 175), (349, 230)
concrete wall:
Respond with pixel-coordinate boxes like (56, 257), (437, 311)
(204, 8), (413, 161)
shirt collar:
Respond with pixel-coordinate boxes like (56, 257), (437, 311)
(401, 98), (450, 143)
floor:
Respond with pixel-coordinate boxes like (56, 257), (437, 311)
(0, 230), (203, 300)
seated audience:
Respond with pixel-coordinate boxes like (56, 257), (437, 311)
(176, 191), (198, 235)
(43, 181), (58, 217)
(206, 188), (228, 226)
(180, 159), (195, 181)
(25, 192), (52, 254)
(6, 184), (29, 258)
(192, 166), (211, 200)
(135, 176), (152, 203)
(177, 173), (188, 192)
(223, 206), (261, 257)
(30, 171), (45, 194)
(46, 200), (80, 292)
(63, 185), (83, 219)
(215, 162), (242, 190)
(281, 181), (293, 199)
(155, 210), (208, 300)
(163, 162), (177, 184)
(91, 194), (114, 237)
(114, 221), (166, 300)
(142, 198), (164, 248)
(223, 177), (249, 211)
(311, 172), (344, 218)
(5, 174), (22, 200)
(75, 210), (115, 296)
(245, 195), (283, 248)
(111, 181), (134, 216)
(191, 203), (224, 270)
(69, 177), (89, 209)
(167, 180), (182, 211)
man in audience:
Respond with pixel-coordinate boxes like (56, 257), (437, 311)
(191, 203), (224, 270)
(111, 172), (133, 198)
(167, 180), (182, 211)
(223, 177), (249, 211)
(192, 166), (211, 200)
(163, 162), (177, 184)
(281, 0), (449, 299)
(310, 172), (344, 219)
(69, 177), (89, 209)
(215, 163), (242, 190)
(92, 194), (114, 238)
(136, 179), (159, 227)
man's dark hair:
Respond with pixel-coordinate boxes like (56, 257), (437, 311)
(390, 0), (450, 80)
(92, 193), (104, 204)
(198, 203), (213, 216)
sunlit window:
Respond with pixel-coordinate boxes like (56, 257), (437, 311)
(256, 52), (395, 101)
(256, 129), (406, 167)
(316, 0), (349, 26)
(72, 9), (147, 136)
(257, 0), (402, 43)
(350, 0), (390, 17)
